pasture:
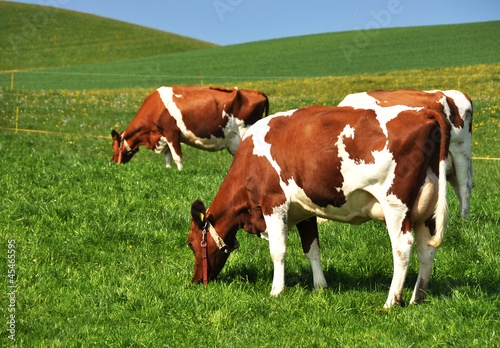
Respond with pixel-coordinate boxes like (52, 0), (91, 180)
(0, 64), (499, 346)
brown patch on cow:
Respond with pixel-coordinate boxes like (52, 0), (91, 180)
(209, 136), (284, 227)
(240, 138), (288, 217)
(425, 217), (436, 236)
(386, 110), (439, 206)
(368, 89), (466, 130)
(342, 109), (387, 164)
(444, 96), (465, 129)
(296, 218), (319, 254)
(368, 89), (445, 110)
(171, 86), (268, 140)
(229, 88), (269, 124)
(401, 219), (412, 237)
(171, 86), (227, 139)
(264, 106), (351, 208)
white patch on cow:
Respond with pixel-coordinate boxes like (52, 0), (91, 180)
(264, 204), (289, 296)
(157, 86), (193, 137)
(385, 229), (414, 308)
(338, 92), (375, 108)
(154, 136), (169, 154)
(443, 90), (472, 123)
(335, 125), (400, 207)
(222, 110), (247, 155)
(155, 136), (182, 170)
(305, 238), (328, 290)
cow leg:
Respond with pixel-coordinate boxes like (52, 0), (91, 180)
(447, 149), (473, 218)
(296, 217), (328, 291)
(165, 135), (183, 171)
(156, 135), (183, 170)
(226, 134), (241, 156)
(449, 171), (472, 219)
(410, 220), (437, 305)
(264, 212), (289, 296)
(385, 217), (414, 308)
(163, 148), (173, 168)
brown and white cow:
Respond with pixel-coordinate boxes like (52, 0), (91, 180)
(111, 85), (269, 170)
(188, 105), (451, 308)
(339, 89), (473, 218)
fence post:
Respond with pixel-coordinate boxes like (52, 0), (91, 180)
(200, 76), (203, 86)
(16, 106), (19, 133)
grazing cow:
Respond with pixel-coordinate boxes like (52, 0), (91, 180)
(339, 89), (473, 218)
(111, 85), (269, 170)
(188, 105), (451, 308)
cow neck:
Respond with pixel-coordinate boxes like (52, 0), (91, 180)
(205, 208), (239, 250)
(122, 126), (149, 152)
(206, 194), (247, 249)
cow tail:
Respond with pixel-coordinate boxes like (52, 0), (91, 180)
(428, 111), (451, 248)
(263, 93), (270, 117)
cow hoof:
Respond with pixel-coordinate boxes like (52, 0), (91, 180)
(383, 298), (406, 309)
(314, 285), (328, 292)
(270, 288), (284, 297)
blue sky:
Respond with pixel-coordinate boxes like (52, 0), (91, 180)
(6, 0), (500, 45)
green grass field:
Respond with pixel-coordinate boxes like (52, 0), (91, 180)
(1, 65), (499, 346)
(1, 3), (499, 346)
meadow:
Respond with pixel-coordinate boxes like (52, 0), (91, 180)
(1, 63), (499, 346)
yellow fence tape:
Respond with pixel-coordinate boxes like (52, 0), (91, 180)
(1, 126), (499, 160)
(0, 126), (111, 139)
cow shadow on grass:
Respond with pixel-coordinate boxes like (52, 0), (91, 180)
(218, 264), (499, 301)
(218, 264), (395, 293)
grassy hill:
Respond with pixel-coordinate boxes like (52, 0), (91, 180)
(2, 19), (499, 90)
(0, 1), (216, 71)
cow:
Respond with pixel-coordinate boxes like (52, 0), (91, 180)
(338, 89), (473, 218)
(111, 85), (269, 170)
(187, 105), (451, 308)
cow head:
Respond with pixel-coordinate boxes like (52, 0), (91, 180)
(187, 200), (236, 284)
(110, 129), (138, 164)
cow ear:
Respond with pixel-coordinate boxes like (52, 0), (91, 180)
(191, 200), (206, 229)
(111, 129), (120, 141)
